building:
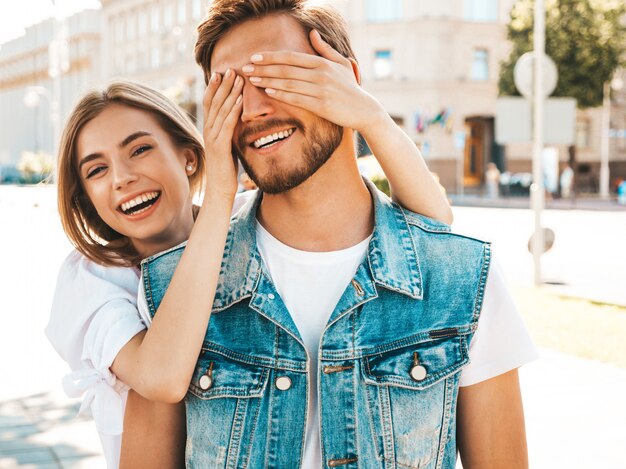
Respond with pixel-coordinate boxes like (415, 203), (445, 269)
(0, 9), (100, 168)
(338, 0), (626, 195)
(101, 0), (209, 123)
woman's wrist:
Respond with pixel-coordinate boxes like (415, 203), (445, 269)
(355, 100), (390, 138)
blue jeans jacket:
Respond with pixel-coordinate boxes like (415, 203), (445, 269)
(141, 181), (491, 468)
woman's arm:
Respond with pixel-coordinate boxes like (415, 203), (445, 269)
(110, 71), (244, 403)
(119, 391), (186, 469)
(242, 30), (453, 224)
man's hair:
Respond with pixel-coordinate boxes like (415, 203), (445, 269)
(57, 81), (205, 267)
(195, 0), (356, 84)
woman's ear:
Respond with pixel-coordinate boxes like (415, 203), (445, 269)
(182, 148), (198, 175)
(349, 58), (361, 85)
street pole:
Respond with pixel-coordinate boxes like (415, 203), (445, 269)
(599, 81), (611, 198)
(531, 0), (545, 286)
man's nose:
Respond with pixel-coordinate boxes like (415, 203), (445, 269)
(240, 79), (275, 123)
(112, 160), (138, 190)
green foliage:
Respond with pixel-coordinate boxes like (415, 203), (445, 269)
(499, 0), (626, 108)
(17, 151), (54, 184)
(371, 176), (391, 197)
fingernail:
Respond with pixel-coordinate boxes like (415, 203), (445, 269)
(265, 88), (276, 95)
(236, 95), (242, 104)
(249, 76), (261, 83)
(210, 72), (219, 83)
(235, 76), (243, 87)
(250, 54), (263, 62)
(242, 64), (254, 73)
(225, 68), (233, 78)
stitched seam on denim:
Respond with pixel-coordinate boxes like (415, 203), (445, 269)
(398, 204), (424, 296)
(211, 258), (262, 313)
(140, 240), (187, 265)
(141, 263), (156, 320)
(380, 384), (396, 463)
(263, 367), (275, 469)
(472, 242), (492, 323)
(351, 314), (359, 465)
(200, 342), (306, 371)
(323, 292), (378, 335)
(322, 329), (473, 360)
(187, 368), (269, 399)
(436, 377), (455, 469)
(363, 366), (383, 460)
(240, 386), (263, 468)
(226, 398), (246, 468)
(249, 301), (307, 352)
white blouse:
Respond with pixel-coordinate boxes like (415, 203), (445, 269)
(46, 251), (144, 468)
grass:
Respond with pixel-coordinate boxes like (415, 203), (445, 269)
(512, 287), (626, 368)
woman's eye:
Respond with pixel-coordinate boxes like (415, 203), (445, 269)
(132, 145), (152, 157)
(86, 166), (106, 179)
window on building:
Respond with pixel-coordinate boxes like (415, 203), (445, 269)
(470, 49), (489, 81)
(127, 13), (136, 41)
(576, 119), (590, 148)
(464, 0), (498, 22)
(164, 4), (174, 29)
(150, 5), (159, 33)
(193, 0), (203, 19)
(178, 0), (187, 24)
(373, 50), (393, 79)
(138, 11), (147, 36)
(366, 0), (402, 23)
(151, 47), (160, 69)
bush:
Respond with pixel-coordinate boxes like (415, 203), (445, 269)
(371, 176), (390, 197)
(17, 151), (54, 184)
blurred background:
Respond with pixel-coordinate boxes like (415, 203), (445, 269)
(0, 0), (625, 467)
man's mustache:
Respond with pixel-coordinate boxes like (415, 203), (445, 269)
(237, 118), (305, 150)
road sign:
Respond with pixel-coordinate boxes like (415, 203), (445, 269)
(514, 51), (558, 100)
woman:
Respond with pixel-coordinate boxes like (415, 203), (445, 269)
(47, 33), (452, 469)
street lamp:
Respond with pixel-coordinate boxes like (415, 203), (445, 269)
(600, 70), (624, 198)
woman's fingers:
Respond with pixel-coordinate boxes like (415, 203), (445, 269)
(263, 88), (320, 111)
(203, 72), (221, 124)
(309, 29), (348, 65)
(249, 50), (321, 69)
(242, 63), (318, 83)
(205, 69), (238, 127)
(208, 78), (243, 139)
(248, 76), (319, 98)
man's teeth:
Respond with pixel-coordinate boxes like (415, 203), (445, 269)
(120, 191), (159, 213)
(253, 128), (294, 149)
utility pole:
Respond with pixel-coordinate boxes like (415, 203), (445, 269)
(531, 0), (546, 286)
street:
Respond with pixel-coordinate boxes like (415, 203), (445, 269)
(0, 185), (625, 468)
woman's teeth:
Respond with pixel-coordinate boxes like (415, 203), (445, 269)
(120, 191), (160, 214)
(253, 128), (294, 149)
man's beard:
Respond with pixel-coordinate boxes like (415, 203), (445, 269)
(234, 117), (343, 194)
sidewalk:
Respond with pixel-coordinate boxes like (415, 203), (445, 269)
(450, 193), (626, 212)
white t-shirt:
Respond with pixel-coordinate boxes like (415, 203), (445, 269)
(255, 222), (538, 469)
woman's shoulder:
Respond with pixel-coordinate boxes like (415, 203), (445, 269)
(58, 249), (140, 293)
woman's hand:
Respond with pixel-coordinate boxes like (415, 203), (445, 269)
(241, 30), (385, 135)
(202, 69), (244, 200)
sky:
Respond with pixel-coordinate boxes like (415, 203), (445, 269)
(0, 0), (101, 45)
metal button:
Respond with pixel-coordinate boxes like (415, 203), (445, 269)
(410, 365), (427, 381)
(268, 293), (275, 300)
(199, 374), (213, 390)
(275, 376), (292, 391)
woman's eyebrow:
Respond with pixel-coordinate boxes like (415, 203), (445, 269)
(119, 131), (152, 148)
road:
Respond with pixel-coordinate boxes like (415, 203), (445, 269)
(1, 186), (625, 468)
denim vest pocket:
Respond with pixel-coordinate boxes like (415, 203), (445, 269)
(361, 335), (469, 469)
(188, 348), (270, 400)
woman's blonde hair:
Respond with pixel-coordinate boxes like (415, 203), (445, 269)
(57, 81), (205, 267)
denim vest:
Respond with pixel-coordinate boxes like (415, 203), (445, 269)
(141, 181), (491, 469)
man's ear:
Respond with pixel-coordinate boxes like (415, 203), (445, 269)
(349, 58), (361, 85)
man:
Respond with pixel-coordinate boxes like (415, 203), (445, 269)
(130, 1), (537, 467)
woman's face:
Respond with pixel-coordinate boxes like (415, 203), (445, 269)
(76, 104), (196, 257)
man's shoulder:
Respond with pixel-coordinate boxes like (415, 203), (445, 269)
(398, 205), (490, 247)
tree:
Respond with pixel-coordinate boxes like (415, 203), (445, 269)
(499, 0), (626, 108)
